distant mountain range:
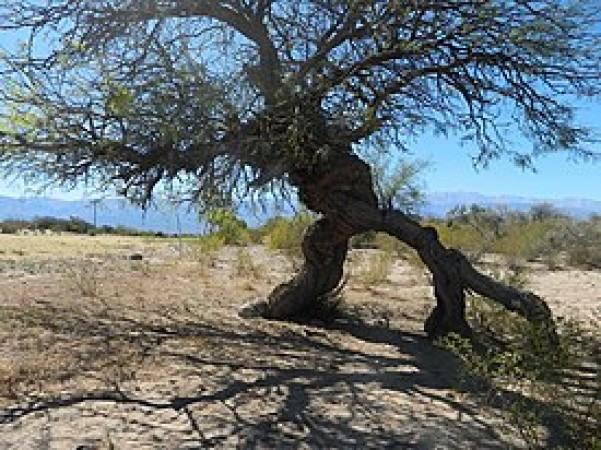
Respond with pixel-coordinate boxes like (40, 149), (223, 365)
(0, 196), (203, 234)
(0, 192), (600, 234)
(0, 196), (289, 234)
(421, 192), (601, 219)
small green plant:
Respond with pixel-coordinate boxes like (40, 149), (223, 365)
(437, 251), (600, 449)
(201, 207), (251, 245)
(196, 233), (225, 253)
(261, 212), (314, 268)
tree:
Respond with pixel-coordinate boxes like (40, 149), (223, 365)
(1, 1), (600, 337)
(368, 151), (427, 215)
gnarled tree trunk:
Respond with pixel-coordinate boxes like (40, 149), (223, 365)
(263, 216), (349, 320)
(244, 152), (554, 339)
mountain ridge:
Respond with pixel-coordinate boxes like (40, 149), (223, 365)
(0, 192), (599, 234)
(422, 192), (601, 218)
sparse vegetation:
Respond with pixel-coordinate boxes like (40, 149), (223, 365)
(347, 204), (601, 276)
(65, 262), (100, 297)
(441, 305), (600, 449)
(439, 267), (601, 450)
(356, 251), (394, 287)
(0, 216), (165, 237)
(0, 0), (599, 442)
(421, 205), (601, 271)
(0, 226), (599, 447)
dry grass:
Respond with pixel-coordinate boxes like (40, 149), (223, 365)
(0, 234), (598, 448)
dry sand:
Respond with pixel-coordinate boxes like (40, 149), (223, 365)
(0, 234), (598, 449)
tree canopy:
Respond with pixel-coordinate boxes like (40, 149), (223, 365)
(0, 1), (600, 207)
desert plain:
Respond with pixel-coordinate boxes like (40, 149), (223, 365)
(0, 233), (599, 449)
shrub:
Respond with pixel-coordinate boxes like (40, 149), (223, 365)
(260, 212), (314, 266)
(493, 220), (560, 267)
(427, 219), (489, 262)
(202, 208), (251, 245)
(440, 292), (600, 449)
(565, 220), (601, 270)
(426, 205), (598, 271)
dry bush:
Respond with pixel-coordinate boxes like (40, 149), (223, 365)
(440, 269), (601, 449)
(65, 262), (100, 297)
(234, 247), (260, 279)
(354, 251), (394, 287)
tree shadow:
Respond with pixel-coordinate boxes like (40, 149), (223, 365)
(0, 302), (533, 448)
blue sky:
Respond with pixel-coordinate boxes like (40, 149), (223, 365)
(410, 131), (601, 201)
(410, 99), (600, 200)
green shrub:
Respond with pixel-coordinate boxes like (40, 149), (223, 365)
(426, 205), (600, 271)
(196, 233), (225, 254)
(440, 295), (600, 449)
(260, 212), (314, 266)
(202, 208), (251, 245)
(427, 219), (489, 262)
(261, 213), (313, 249)
(565, 220), (601, 270)
(524, 217), (601, 270)
(493, 220), (559, 267)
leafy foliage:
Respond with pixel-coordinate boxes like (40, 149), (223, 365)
(0, 1), (599, 207)
(202, 207), (251, 245)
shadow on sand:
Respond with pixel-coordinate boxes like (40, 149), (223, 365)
(0, 301), (558, 448)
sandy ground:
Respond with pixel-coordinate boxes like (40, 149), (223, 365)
(0, 234), (598, 449)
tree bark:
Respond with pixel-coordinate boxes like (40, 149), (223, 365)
(264, 216), (349, 320)
(247, 153), (555, 339)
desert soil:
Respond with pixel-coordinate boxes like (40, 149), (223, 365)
(0, 234), (599, 449)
